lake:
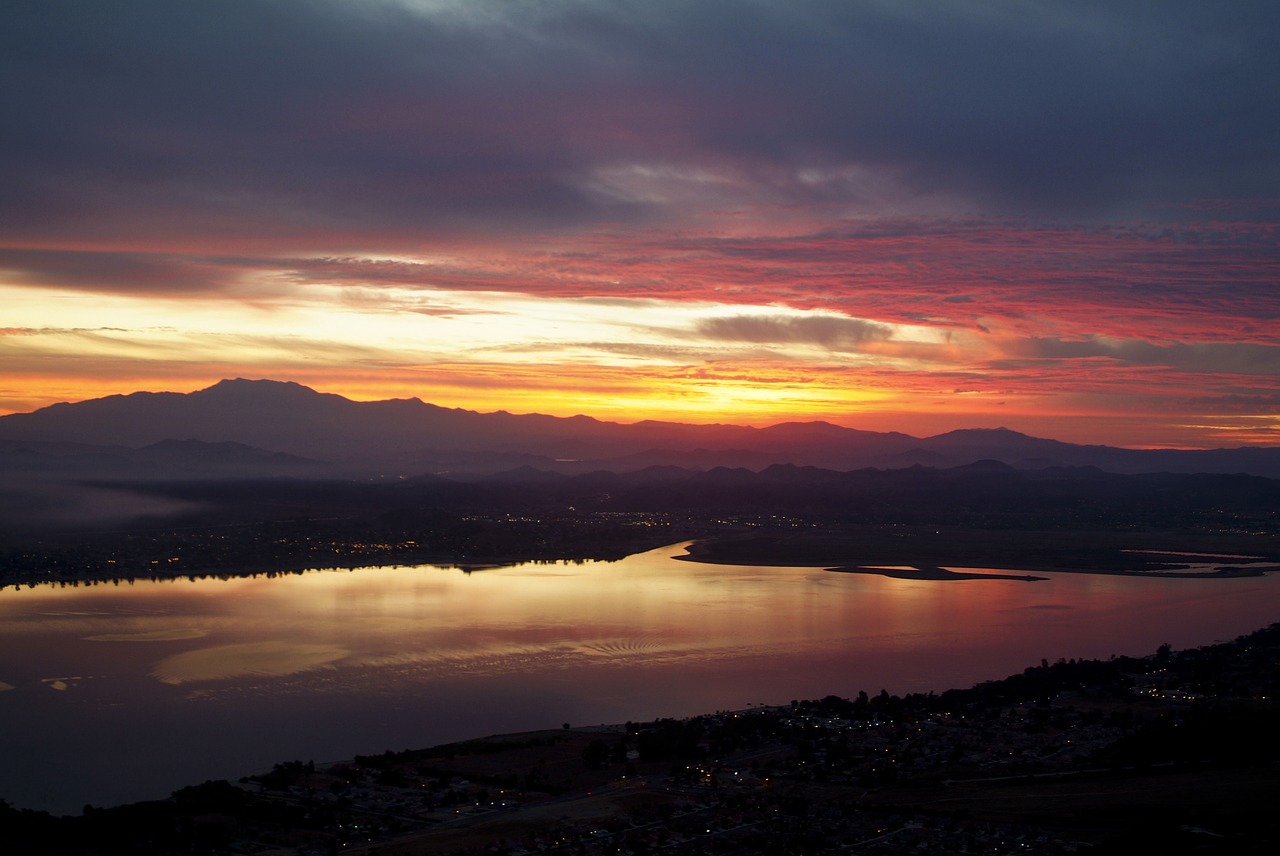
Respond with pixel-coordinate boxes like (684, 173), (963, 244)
(1, 541), (1277, 815)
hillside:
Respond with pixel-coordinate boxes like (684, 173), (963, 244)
(3, 625), (1277, 854)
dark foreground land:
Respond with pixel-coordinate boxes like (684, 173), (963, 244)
(3, 461), (1280, 587)
(4, 624), (1279, 855)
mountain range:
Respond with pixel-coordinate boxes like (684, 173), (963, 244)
(2, 378), (1280, 480)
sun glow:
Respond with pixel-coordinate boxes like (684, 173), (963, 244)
(2, 2), (1279, 454)
(0, 278), (931, 423)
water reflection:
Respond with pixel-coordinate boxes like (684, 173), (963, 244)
(86, 629), (208, 642)
(0, 541), (1277, 815)
(150, 641), (349, 684)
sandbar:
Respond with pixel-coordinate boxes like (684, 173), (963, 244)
(827, 565), (1047, 582)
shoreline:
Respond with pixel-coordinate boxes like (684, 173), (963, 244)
(4, 528), (1279, 592)
(673, 540), (1280, 580)
(826, 565), (1049, 581)
(5, 623), (1277, 855)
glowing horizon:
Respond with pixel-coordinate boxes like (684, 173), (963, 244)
(3, 2), (1278, 450)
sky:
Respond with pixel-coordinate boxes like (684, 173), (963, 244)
(2, 0), (1278, 448)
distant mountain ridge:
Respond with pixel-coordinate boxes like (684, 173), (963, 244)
(2, 378), (1279, 479)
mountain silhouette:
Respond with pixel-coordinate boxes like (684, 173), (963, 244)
(2, 378), (1279, 479)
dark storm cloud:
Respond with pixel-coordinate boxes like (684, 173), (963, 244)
(1004, 337), (1280, 376)
(1192, 392), (1280, 413)
(3, 0), (1278, 251)
(697, 314), (892, 350)
(0, 249), (236, 293)
(0, 0), (610, 240)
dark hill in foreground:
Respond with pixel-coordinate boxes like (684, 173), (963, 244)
(3, 378), (1280, 478)
(4, 624), (1277, 854)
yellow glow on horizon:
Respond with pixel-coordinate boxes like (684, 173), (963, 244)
(0, 356), (1237, 449)
(0, 279), (938, 419)
(1, 277), (1263, 449)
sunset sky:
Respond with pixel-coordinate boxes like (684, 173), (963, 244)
(2, 1), (1278, 448)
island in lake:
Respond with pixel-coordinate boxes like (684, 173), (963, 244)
(827, 564), (1049, 581)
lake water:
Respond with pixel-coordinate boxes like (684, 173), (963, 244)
(1, 541), (1277, 815)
